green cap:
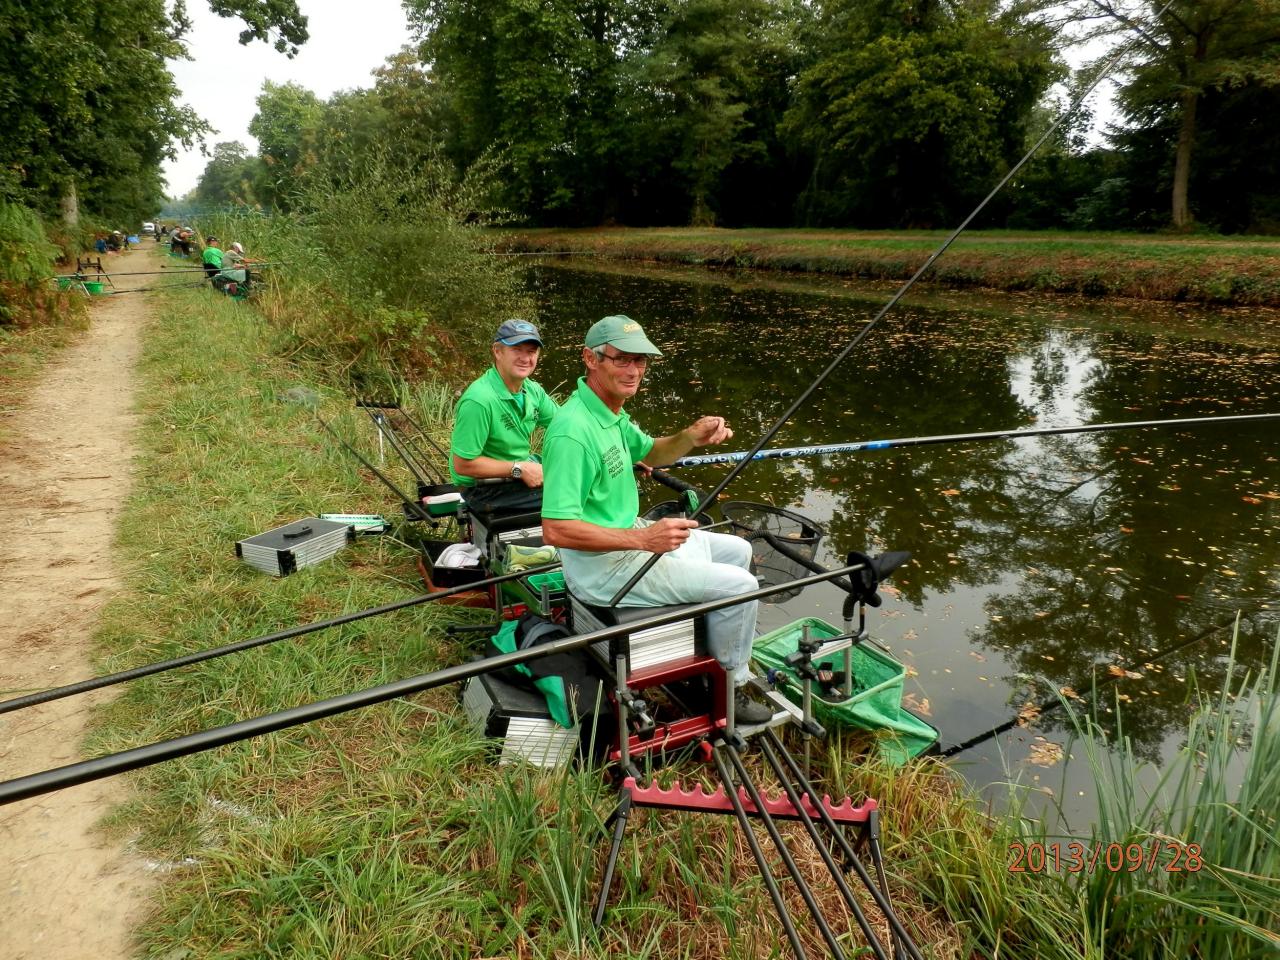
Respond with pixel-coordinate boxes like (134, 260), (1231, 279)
(585, 315), (663, 356)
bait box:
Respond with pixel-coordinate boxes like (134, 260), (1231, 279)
(420, 538), (488, 589)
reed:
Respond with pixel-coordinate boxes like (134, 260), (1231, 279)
(1058, 625), (1280, 958)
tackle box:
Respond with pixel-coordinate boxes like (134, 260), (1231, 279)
(420, 538), (488, 589)
(500, 569), (567, 617)
(235, 518), (353, 577)
(461, 670), (581, 768)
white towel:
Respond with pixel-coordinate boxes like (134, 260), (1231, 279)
(436, 542), (483, 569)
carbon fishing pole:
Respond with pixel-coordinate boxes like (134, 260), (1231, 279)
(0, 562), (866, 806)
(939, 613), (1242, 758)
(606, 2), (1176, 609)
(0, 563), (559, 717)
(316, 415), (433, 522)
(663, 412), (1280, 469)
(48, 264), (283, 279)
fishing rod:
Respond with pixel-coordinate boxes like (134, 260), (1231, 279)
(0, 563), (558, 717)
(939, 613), (1241, 758)
(48, 264), (283, 280)
(0, 562), (866, 806)
(316, 415), (433, 523)
(606, 8), (1170, 609)
(663, 412), (1280, 469)
(102, 281), (214, 295)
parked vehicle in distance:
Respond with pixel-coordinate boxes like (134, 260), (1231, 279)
(142, 221), (156, 236)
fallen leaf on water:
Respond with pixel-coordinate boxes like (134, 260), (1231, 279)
(1242, 496), (1263, 505)
(903, 692), (932, 717)
(1016, 702), (1042, 727)
(1060, 686), (1085, 702)
(968, 650), (987, 662)
(1120, 526), (1134, 534)
(1107, 664), (1144, 680)
(1027, 740), (1065, 767)
(940, 488), (961, 497)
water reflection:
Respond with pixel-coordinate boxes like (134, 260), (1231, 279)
(527, 261), (1280, 802)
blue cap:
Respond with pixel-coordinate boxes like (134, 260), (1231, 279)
(494, 318), (542, 346)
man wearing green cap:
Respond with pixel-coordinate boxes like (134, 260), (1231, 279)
(450, 319), (559, 514)
(541, 315), (774, 724)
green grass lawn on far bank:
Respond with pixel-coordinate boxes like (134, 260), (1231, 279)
(501, 227), (1280, 307)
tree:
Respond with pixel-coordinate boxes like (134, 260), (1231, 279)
(247, 81), (323, 208)
(195, 141), (261, 205)
(0, 0), (310, 231)
(207, 0), (308, 56)
(639, 0), (784, 224)
(1076, 0), (1280, 228)
(783, 0), (1059, 228)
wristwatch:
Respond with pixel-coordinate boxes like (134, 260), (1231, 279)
(510, 462), (523, 479)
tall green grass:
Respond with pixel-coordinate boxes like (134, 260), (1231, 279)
(1060, 627), (1280, 958)
(196, 148), (531, 382)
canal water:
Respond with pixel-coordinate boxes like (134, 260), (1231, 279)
(525, 259), (1280, 825)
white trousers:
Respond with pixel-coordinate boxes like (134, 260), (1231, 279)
(561, 526), (759, 684)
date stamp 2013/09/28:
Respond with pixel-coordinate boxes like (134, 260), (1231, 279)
(1009, 840), (1203, 874)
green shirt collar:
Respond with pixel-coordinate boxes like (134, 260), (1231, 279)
(574, 376), (629, 429)
(485, 364), (525, 400)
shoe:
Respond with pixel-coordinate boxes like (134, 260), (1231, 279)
(733, 687), (775, 725)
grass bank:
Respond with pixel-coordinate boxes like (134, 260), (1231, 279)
(502, 228), (1280, 307)
(85, 283), (1276, 957)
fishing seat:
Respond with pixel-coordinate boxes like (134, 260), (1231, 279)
(570, 590), (726, 769)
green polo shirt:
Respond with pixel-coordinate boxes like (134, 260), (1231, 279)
(541, 378), (654, 528)
(449, 366), (558, 486)
(202, 247), (223, 268)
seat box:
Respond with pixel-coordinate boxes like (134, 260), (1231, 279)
(570, 594), (702, 677)
(461, 671), (582, 768)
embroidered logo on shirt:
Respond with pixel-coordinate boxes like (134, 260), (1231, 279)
(500, 412), (518, 431)
(602, 444), (624, 478)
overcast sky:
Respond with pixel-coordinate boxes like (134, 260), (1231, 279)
(163, 2), (1117, 199)
(163, 0), (416, 196)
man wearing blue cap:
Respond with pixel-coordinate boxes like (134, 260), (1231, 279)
(541, 315), (774, 724)
(450, 319), (559, 513)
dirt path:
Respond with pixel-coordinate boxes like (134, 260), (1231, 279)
(0, 244), (166, 958)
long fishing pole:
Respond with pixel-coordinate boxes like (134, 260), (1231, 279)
(940, 613), (1241, 757)
(0, 562), (865, 806)
(606, 4), (1172, 609)
(0, 562), (558, 717)
(663, 412), (1280, 469)
(48, 264), (284, 279)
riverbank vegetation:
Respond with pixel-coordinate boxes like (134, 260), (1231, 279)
(79, 279), (1276, 958)
(503, 227), (1280, 306)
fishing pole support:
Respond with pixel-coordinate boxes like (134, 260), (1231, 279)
(593, 731), (921, 960)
